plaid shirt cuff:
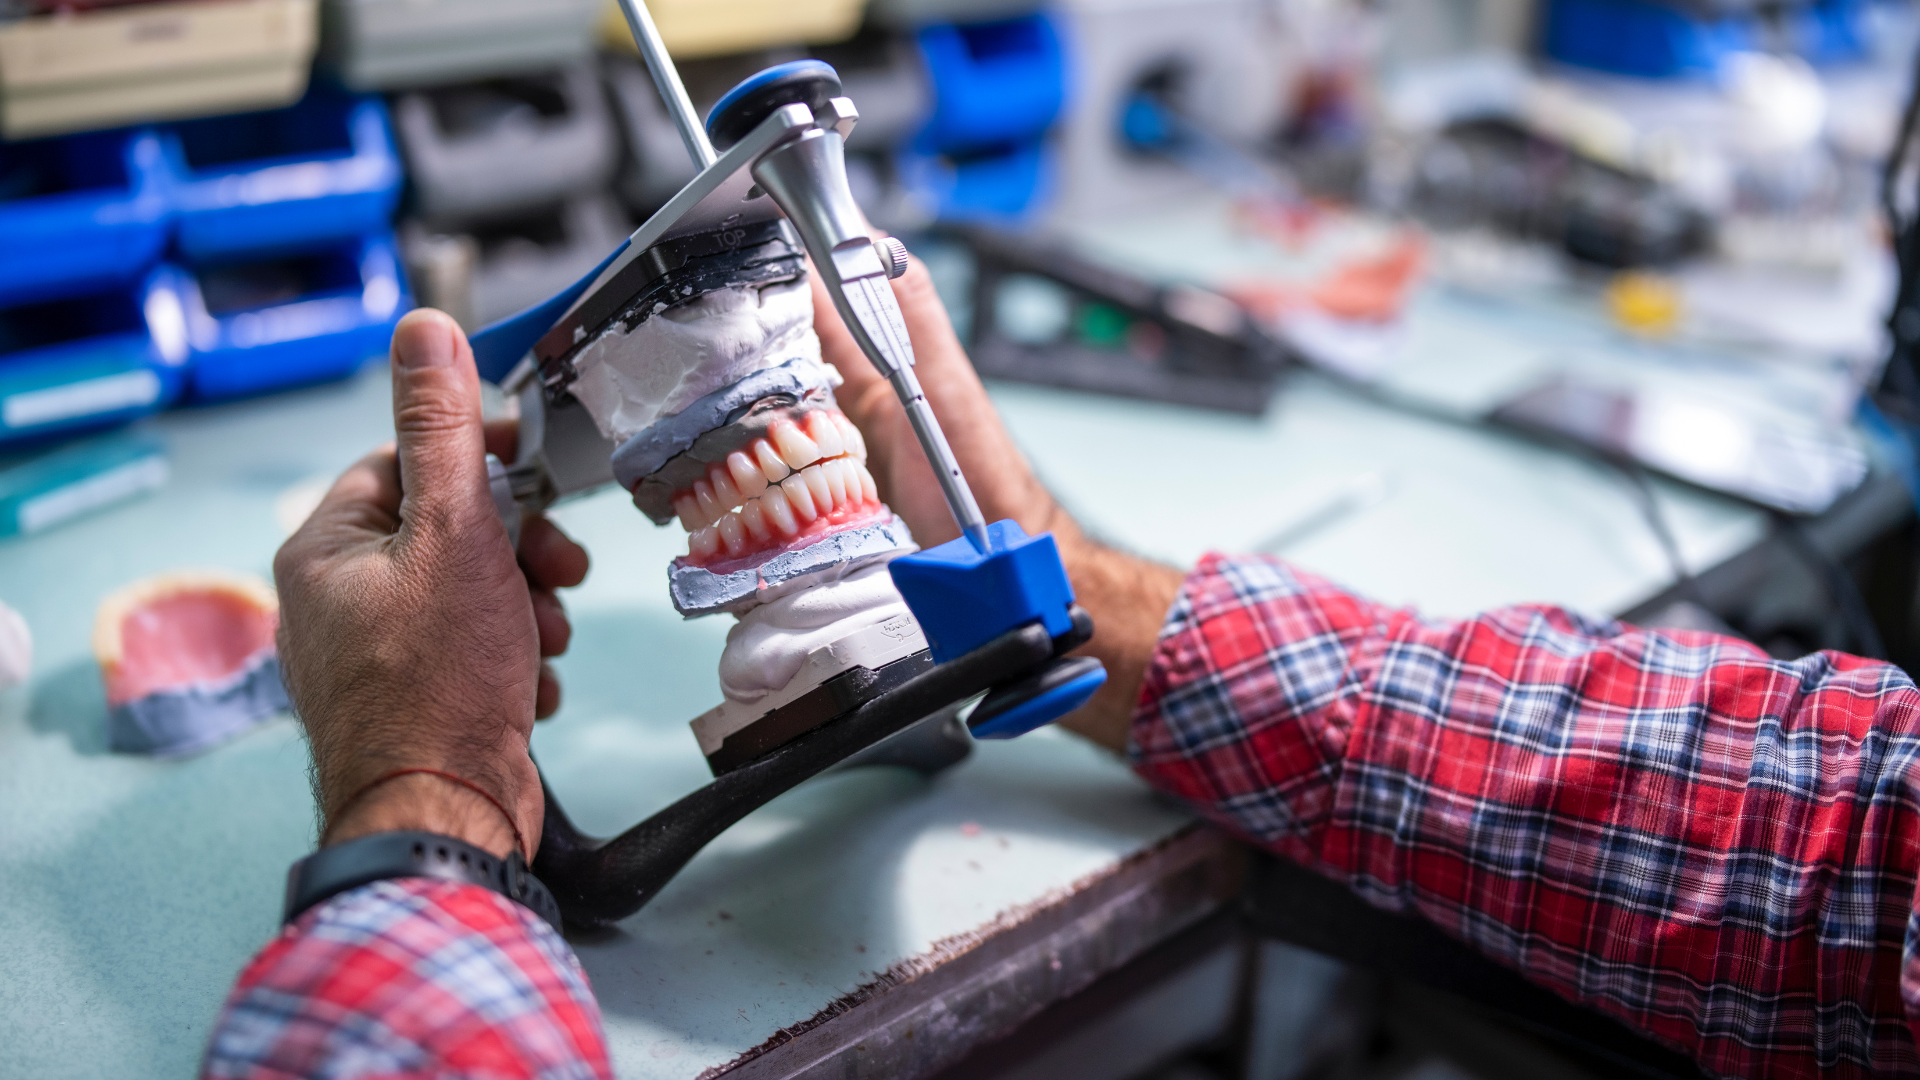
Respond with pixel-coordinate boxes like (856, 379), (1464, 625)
(203, 877), (610, 1080)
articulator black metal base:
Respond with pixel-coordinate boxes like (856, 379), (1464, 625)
(534, 607), (1096, 930)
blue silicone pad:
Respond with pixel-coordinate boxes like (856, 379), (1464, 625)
(968, 665), (1107, 740)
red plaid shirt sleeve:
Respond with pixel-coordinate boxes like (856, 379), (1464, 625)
(201, 878), (611, 1080)
(1132, 553), (1920, 1079)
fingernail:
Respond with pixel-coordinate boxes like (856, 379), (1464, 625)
(395, 312), (455, 370)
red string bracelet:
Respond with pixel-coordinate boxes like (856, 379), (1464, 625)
(325, 767), (526, 860)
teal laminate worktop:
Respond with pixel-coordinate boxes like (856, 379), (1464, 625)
(0, 282), (1782, 1077)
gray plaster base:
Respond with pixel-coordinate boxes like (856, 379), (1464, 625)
(668, 516), (916, 617)
(108, 652), (289, 758)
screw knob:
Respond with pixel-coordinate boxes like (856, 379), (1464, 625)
(878, 236), (910, 279)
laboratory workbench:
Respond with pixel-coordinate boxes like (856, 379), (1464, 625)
(0, 268), (1904, 1079)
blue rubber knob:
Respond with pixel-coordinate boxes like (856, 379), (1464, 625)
(706, 60), (842, 151)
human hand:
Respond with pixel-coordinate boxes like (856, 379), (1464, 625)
(810, 253), (1182, 754)
(273, 310), (589, 861)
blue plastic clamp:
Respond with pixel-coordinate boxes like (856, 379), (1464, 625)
(890, 519), (1073, 662)
(890, 519), (1102, 739)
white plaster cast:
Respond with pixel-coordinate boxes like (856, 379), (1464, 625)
(568, 277), (832, 443)
(716, 560), (911, 707)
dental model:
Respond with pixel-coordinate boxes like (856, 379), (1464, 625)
(555, 228), (931, 773)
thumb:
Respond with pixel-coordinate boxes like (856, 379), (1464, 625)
(390, 309), (490, 539)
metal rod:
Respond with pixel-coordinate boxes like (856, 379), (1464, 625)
(892, 368), (991, 554)
(612, 0), (717, 170)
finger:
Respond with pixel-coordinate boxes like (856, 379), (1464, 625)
(884, 255), (982, 395)
(518, 515), (590, 590)
(530, 587), (572, 658)
(293, 446), (403, 545)
(389, 309), (494, 540)
(535, 662), (562, 720)
(483, 417), (519, 464)
(810, 265), (885, 404)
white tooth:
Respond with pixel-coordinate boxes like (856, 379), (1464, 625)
(780, 474), (818, 522)
(740, 497), (771, 541)
(690, 525), (721, 559)
(728, 451), (768, 499)
(822, 458), (851, 507)
(805, 411), (845, 458)
(674, 494), (706, 532)
(710, 466), (742, 511)
(834, 412), (867, 460)
(802, 464), (833, 513)
(717, 511), (747, 557)
(771, 420), (820, 470)
(694, 479), (722, 522)
(854, 461), (877, 503)
(761, 485), (799, 535)
(753, 439), (791, 482)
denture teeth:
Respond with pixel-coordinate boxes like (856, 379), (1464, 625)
(693, 479), (722, 522)
(822, 458), (850, 508)
(674, 494), (706, 532)
(710, 466), (743, 511)
(753, 438), (791, 483)
(761, 485), (799, 535)
(690, 525), (721, 560)
(854, 460), (877, 503)
(780, 474), (818, 522)
(801, 464), (832, 513)
(833, 412), (867, 460)
(771, 420), (820, 470)
(805, 411), (845, 458)
(717, 511), (747, 557)
(740, 497), (771, 541)
(727, 451), (768, 499)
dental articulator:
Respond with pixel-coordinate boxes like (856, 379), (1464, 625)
(468, 0), (1107, 930)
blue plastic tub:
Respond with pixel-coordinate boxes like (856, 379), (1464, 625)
(0, 129), (171, 307)
(913, 14), (1065, 156)
(162, 86), (403, 261)
(0, 268), (191, 448)
(181, 231), (409, 401)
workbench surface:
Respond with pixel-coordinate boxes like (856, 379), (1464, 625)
(0, 274), (1795, 1078)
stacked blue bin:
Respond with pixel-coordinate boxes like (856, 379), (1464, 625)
(161, 85), (409, 402)
(0, 130), (188, 448)
(0, 83), (408, 453)
(900, 13), (1066, 220)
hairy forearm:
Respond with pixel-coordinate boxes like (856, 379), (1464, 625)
(1050, 522), (1186, 754)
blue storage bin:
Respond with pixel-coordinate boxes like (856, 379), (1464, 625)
(0, 268), (190, 447)
(0, 129), (170, 307)
(1541, 0), (1756, 79)
(162, 87), (402, 261)
(900, 141), (1053, 220)
(913, 14), (1066, 156)
(181, 231), (408, 401)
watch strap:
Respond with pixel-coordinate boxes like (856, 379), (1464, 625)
(284, 831), (563, 932)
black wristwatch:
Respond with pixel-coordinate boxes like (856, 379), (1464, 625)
(284, 831), (564, 932)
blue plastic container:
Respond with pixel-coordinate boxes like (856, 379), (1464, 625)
(0, 268), (191, 448)
(0, 129), (171, 307)
(1541, 0), (1756, 79)
(181, 231), (408, 402)
(162, 87), (402, 261)
(913, 14), (1066, 156)
(898, 141), (1053, 220)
